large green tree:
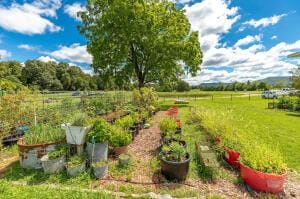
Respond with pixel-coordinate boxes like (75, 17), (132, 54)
(79, 0), (202, 88)
(292, 67), (300, 90)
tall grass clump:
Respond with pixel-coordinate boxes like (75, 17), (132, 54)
(189, 107), (287, 174)
(23, 124), (65, 145)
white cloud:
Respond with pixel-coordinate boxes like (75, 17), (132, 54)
(49, 43), (92, 64)
(184, 0), (240, 52)
(37, 56), (58, 63)
(0, 0), (61, 35)
(240, 14), (287, 31)
(234, 34), (262, 48)
(0, 49), (11, 59)
(271, 35), (278, 40)
(64, 3), (86, 21)
(181, 0), (298, 84)
(18, 44), (37, 50)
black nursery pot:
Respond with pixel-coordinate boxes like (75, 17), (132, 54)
(175, 128), (182, 134)
(159, 153), (191, 181)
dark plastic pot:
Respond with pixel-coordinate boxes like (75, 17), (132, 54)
(240, 163), (287, 193)
(160, 153), (191, 181)
(162, 138), (187, 148)
(224, 148), (240, 168)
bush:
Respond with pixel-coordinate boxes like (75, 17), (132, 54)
(110, 126), (132, 147)
(132, 87), (158, 113)
(294, 98), (300, 112)
(23, 124), (65, 145)
(277, 96), (293, 110)
(87, 119), (111, 143)
(159, 117), (177, 134)
(115, 115), (134, 130)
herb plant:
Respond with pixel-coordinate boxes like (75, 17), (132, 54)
(87, 119), (111, 143)
(66, 155), (86, 168)
(115, 115), (134, 130)
(159, 117), (177, 134)
(48, 144), (69, 160)
(110, 126), (132, 147)
(161, 141), (187, 162)
(71, 113), (89, 126)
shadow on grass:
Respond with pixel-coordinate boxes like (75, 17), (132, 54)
(3, 162), (93, 186)
(286, 113), (300, 117)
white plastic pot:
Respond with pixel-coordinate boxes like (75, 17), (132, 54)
(61, 124), (91, 145)
(93, 165), (108, 179)
(86, 142), (108, 163)
(66, 160), (86, 176)
(41, 155), (66, 174)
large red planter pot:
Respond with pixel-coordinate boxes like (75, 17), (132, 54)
(240, 163), (287, 193)
(224, 148), (240, 168)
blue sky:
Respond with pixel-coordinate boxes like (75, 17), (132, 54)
(0, 0), (300, 84)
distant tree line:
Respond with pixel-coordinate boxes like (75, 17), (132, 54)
(193, 80), (288, 92)
(0, 60), (100, 91)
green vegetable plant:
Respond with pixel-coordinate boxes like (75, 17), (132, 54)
(86, 119), (112, 143)
(66, 155), (86, 168)
(161, 141), (188, 162)
(110, 126), (132, 147)
(130, 112), (141, 124)
(23, 124), (65, 145)
(48, 144), (69, 160)
(115, 115), (134, 130)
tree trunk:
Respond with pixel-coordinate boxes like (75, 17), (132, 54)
(131, 43), (145, 89)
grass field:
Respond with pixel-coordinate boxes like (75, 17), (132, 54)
(161, 96), (300, 171)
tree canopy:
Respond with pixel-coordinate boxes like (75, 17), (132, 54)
(79, 0), (202, 88)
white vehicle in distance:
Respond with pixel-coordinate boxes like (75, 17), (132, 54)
(261, 90), (279, 99)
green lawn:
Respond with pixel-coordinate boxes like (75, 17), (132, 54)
(161, 96), (300, 171)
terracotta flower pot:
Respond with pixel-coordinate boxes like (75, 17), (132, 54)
(112, 145), (128, 156)
(224, 148), (240, 168)
(240, 163), (287, 193)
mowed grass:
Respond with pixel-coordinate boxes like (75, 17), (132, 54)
(161, 96), (300, 171)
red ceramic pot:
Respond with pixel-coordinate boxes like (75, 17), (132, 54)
(224, 148), (240, 168)
(240, 163), (287, 193)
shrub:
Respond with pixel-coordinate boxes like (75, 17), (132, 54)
(159, 117), (177, 134)
(132, 87), (158, 113)
(130, 112), (141, 124)
(294, 98), (300, 112)
(115, 115), (134, 130)
(23, 124), (65, 145)
(161, 141), (187, 162)
(110, 126), (132, 147)
(87, 119), (111, 143)
(277, 96), (293, 110)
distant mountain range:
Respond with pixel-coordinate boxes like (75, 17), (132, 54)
(198, 76), (292, 87)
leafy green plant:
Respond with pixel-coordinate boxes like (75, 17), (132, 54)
(71, 113), (89, 126)
(23, 124), (65, 145)
(240, 143), (286, 174)
(130, 112), (141, 124)
(86, 119), (112, 143)
(277, 96), (293, 110)
(66, 155), (86, 168)
(161, 141), (188, 162)
(115, 115), (134, 130)
(110, 126), (132, 147)
(159, 117), (177, 134)
(133, 87), (158, 113)
(48, 144), (69, 160)
(91, 160), (108, 168)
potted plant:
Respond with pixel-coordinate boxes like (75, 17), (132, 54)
(66, 154), (87, 176)
(110, 126), (132, 156)
(239, 143), (287, 193)
(160, 141), (191, 181)
(86, 119), (111, 163)
(91, 160), (108, 179)
(115, 115), (136, 138)
(159, 117), (177, 138)
(17, 124), (65, 169)
(119, 153), (131, 166)
(61, 113), (91, 145)
(41, 144), (68, 174)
